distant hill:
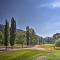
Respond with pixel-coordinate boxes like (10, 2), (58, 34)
(44, 37), (54, 43)
(16, 29), (24, 32)
(0, 24), (24, 32)
(0, 24), (4, 32)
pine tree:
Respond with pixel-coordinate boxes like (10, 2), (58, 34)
(10, 17), (16, 48)
(26, 26), (30, 46)
(29, 28), (35, 45)
(4, 19), (9, 49)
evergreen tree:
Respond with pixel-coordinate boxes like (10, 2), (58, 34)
(4, 19), (9, 49)
(26, 26), (30, 46)
(10, 17), (16, 48)
(29, 28), (35, 45)
(0, 32), (3, 45)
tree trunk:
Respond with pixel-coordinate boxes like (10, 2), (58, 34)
(11, 46), (14, 49)
(22, 44), (23, 48)
(5, 46), (7, 51)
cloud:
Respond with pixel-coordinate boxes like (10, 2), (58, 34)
(51, 2), (60, 8)
(37, 2), (60, 8)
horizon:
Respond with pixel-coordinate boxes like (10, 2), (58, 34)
(0, 0), (60, 37)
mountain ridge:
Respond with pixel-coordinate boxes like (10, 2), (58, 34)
(0, 24), (24, 32)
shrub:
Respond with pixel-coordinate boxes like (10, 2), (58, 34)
(55, 47), (60, 50)
(55, 39), (60, 47)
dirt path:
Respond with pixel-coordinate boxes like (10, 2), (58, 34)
(0, 47), (47, 52)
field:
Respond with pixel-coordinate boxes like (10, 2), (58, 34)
(0, 49), (60, 60)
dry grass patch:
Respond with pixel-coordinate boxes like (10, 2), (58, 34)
(33, 56), (48, 60)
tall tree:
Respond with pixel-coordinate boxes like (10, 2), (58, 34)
(29, 28), (35, 45)
(4, 20), (9, 49)
(10, 17), (16, 48)
(0, 32), (3, 45)
(26, 26), (30, 46)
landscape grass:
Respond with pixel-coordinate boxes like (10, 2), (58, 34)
(0, 49), (60, 60)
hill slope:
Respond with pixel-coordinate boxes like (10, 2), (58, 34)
(0, 24), (24, 32)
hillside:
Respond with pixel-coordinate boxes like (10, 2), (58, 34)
(0, 24), (24, 32)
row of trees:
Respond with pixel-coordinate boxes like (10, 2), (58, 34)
(1, 17), (60, 48)
(3, 17), (38, 48)
(16, 26), (38, 48)
(26, 26), (38, 46)
(4, 17), (16, 49)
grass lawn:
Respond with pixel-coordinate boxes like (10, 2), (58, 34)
(40, 44), (54, 48)
(0, 49), (60, 60)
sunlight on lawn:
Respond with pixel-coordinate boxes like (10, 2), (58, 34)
(0, 49), (60, 60)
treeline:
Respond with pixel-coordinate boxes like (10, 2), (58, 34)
(0, 17), (60, 48)
(4, 17), (16, 49)
(0, 17), (39, 48)
(16, 26), (39, 47)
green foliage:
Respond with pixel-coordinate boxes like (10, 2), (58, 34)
(0, 32), (3, 45)
(38, 37), (43, 44)
(55, 47), (60, 50)
(26, 27), (38, 45)
(53, 33), (60, 40)
(29, 28), (36, 45)
(10, 17), (16, 47)
(16, 32), (26, 47)
(31, 35), (38, 45)
(55, 39), (60, 47)
(26, 26), (29, 46)
(4, 20), (9, 47)
(16, 28), (39, 46)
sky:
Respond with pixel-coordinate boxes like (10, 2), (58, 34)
(0, 0), (60, 37)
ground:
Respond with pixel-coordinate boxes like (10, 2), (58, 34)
(0, 44), (60, 60)
(0, 49), (60, 60)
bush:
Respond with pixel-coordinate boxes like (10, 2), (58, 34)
(55, 39), (60, 47)
(55, 47), (60, 50)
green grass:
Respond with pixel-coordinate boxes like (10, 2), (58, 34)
(40, 44), (54, 48)
(0, 49), (60, 60)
